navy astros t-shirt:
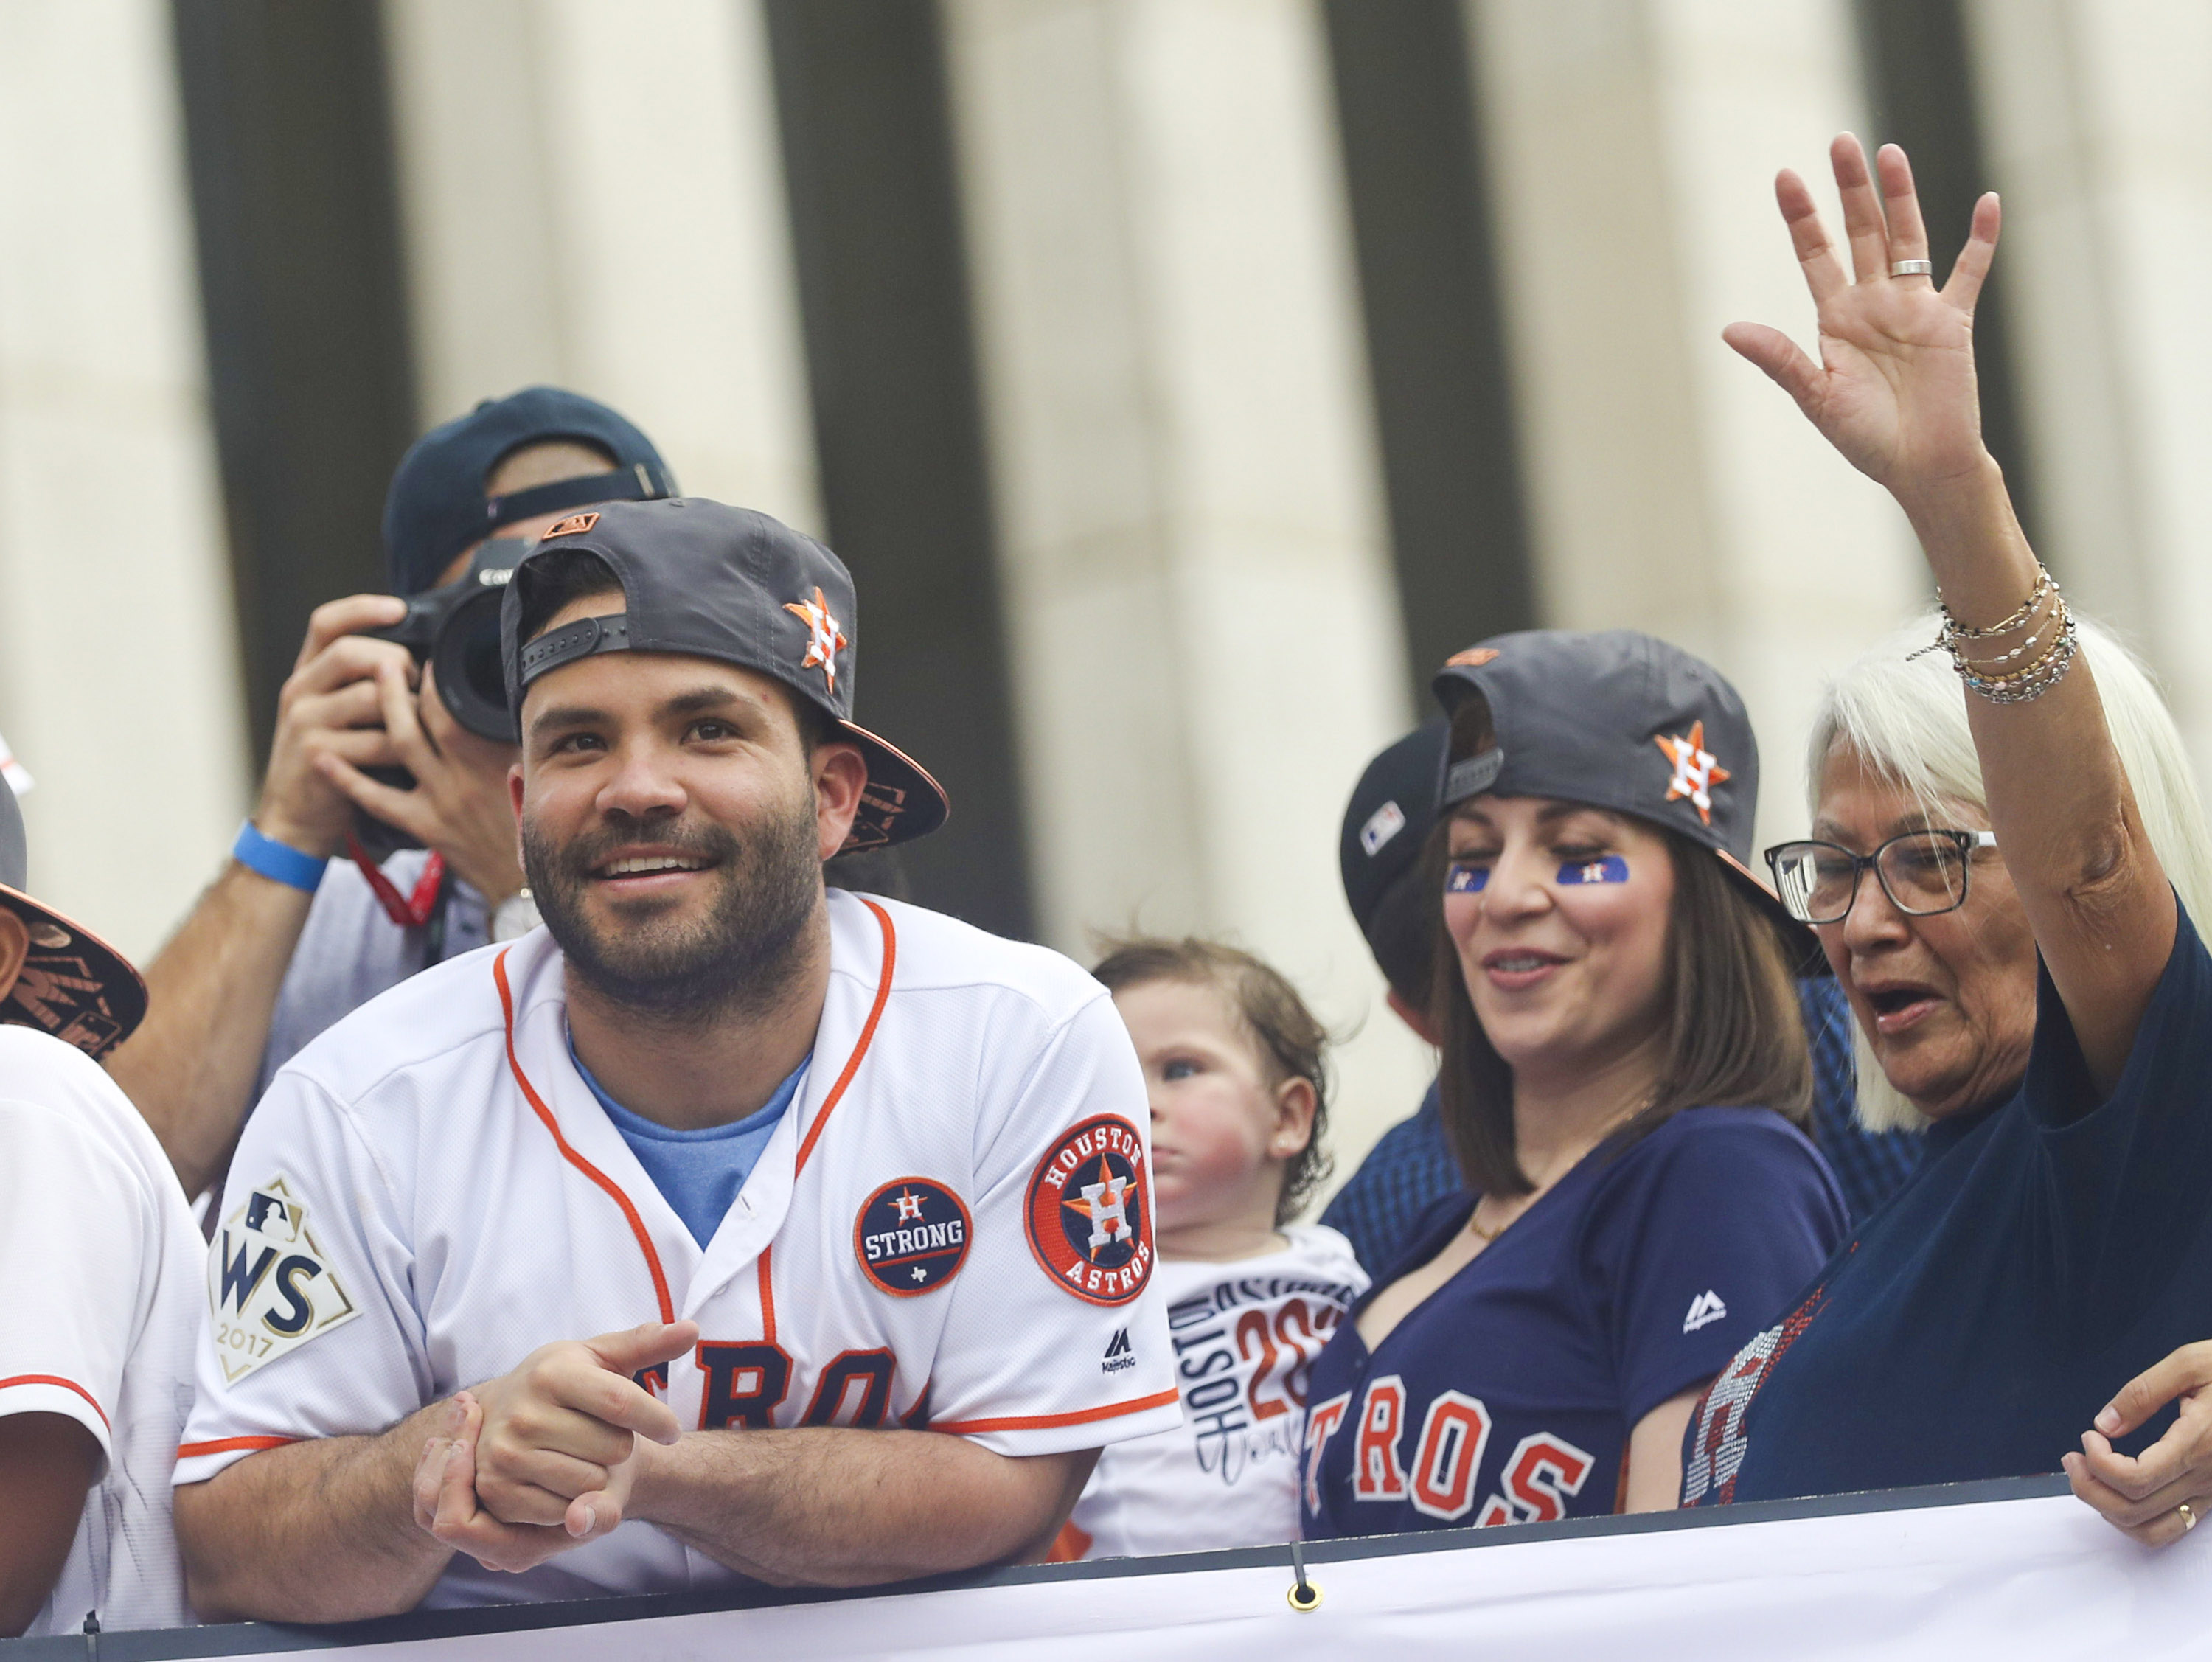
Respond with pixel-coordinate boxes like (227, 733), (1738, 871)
(1301, 1107), (1846, 1537)
(1684, 903), (2212, 1506)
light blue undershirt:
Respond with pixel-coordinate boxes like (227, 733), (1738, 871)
(568, 1030), (810, 1248)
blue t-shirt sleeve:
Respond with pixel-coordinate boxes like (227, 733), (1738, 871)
(1582, 1112), (1849, 1428)
(2020, 900), (2212, 1311)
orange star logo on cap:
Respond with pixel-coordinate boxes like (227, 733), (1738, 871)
(1655, 720), (1731, 825)
(784, 588), (848, 695)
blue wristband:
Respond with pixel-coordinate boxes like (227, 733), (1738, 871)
(233, 820), (328, 894)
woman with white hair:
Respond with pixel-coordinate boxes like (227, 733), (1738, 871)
(1677, 134), (2212, 1545)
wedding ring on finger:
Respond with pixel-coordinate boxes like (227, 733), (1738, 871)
(2179, 1502), (2199, 1533)
(1889, 259), (1934, 278)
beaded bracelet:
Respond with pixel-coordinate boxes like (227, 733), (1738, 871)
(1910, 563), (2079, 706)
(1937, 565), (2055, 641)
(1955, 607), (2079, 705)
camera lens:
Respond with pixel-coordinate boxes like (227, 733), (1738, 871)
(431, 585), (520, 743)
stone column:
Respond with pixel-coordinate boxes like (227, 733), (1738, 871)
(1466, 0), (1924, 839)
(380, 0), (820, 531)
(942, 0), (1435, 1190)
(0, 0), (246, 957)
(1964, 0), (2212, 780)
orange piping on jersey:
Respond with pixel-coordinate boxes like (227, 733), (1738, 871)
(1, 1374), (108, 1430)
(177, 1434), (295, 1458)
(757, 1245), (776, 1344)
(495, 948), (675, 1326)
(793, 898), (896, 1176)
(931, 1388), (1179, 1436)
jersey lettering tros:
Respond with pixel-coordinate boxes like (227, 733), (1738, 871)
(176, 891), (1181, 1607)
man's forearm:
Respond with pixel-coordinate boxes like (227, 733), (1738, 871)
(104, 861), (315, 1197)
(631, 1430), (1093, 1588)
(174, 1402), (451, 1621)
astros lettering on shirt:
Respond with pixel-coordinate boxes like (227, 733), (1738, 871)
(175, 889), (1180, 1607)
(1298, 1108), (1846, 1538)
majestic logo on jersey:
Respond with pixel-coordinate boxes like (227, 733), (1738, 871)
(854, 1177), (972, 1297)
(206, 1175), (359, 1383)
(1683, 1289), (1729, 1332)
(1024, 1115), (1154, 1306)
(1654, 720), (1732, 826)
(783, 587), (848, 695)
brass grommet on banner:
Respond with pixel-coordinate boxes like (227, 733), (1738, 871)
(1286, 1540), (1323, 1612)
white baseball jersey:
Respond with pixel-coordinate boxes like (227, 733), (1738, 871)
(178, 890), (1180, 1607)
(1060, 1225), (1366, 1558)
(0, 1027), (201, 1635)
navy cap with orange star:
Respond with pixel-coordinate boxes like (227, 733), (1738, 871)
(501, 496), (948, 852)
(1429, 629), (1815, 959)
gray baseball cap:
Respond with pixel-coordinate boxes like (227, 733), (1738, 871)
(501, 496), (948, 852)
(1431, 629), (1809, 948)
(0, 782), (149, 1058)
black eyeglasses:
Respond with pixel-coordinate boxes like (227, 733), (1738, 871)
(1764, 830), (1999, 925)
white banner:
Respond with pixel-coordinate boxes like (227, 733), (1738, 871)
(24, 1481), (2212, 1660)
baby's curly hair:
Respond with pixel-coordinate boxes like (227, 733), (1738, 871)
(1090, 937), (1332, 1225)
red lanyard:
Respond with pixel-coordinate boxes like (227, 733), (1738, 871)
(346, 835), (448, 928)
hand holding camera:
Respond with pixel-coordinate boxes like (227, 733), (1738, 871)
(255, 552), (526, 907)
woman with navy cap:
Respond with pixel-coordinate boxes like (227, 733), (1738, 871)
(1299, 630), (1848, 1535)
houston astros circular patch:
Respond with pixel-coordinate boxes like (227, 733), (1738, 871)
(853, 1178), (972, 1296)
(1024, 1115), (1154, 1306)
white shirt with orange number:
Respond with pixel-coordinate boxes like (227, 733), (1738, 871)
(1060, 1225), (1366, 1558)
(0, 1027), (201, 1635)
(175, 890), (1180, 1607)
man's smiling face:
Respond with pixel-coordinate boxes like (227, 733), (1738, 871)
(511, 593), (861, 1020)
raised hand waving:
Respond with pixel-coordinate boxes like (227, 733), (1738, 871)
(1723, 134), (1999, 503)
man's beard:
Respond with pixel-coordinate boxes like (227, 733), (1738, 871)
(523, 797), (823, 1026)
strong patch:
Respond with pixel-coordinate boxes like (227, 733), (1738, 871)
(853, 1177), (971, 1296)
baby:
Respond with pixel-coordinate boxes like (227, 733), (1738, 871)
(1053, 938), (1368, 1559)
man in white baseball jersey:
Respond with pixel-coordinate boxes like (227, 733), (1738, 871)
(1, 773), (201, 1636)
(173, 498), (1180, 1619)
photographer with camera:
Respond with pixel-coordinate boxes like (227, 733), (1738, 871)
(107, 389), (675, 1200)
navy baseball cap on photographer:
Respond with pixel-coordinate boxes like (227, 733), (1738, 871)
(0, 781), (148, 1059)
(501, 497), (949, 853)
(382, 386), (676, 596)
(1430, 629), (1813, 953)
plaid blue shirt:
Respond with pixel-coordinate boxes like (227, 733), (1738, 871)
(1321, 978), (1924, 1277)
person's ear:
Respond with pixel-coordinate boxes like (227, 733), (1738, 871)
(1271, 1075), (1318, 1162)
(0, 908), (30, 1006)
(812, 743), (867, 863)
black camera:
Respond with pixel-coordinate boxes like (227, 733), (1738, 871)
(366, 537), (527, 743)
(347, 538), (526, 863)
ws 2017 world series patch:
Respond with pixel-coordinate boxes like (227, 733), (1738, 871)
(854, 1177), (972, 1296)
(206, 1175), (358, 1383)
(1025, 1115), (1153, 1306)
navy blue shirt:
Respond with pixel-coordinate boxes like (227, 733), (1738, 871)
(1301, 1107), (1846, 1537)
(571, 1035), (810, 1248)
(1684, 905), (2212, 1505)
(1320, 980), (1920, 1278)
